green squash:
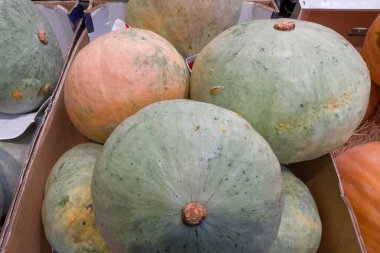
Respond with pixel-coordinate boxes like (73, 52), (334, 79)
(0, 147), (22, 217)
(127, 0), (244, 58)
(42, 143), (111, 253)
(190, 19), (371, 164)
(269, 167), (322, 253)
(92, 99), (284, 253)
(0, 0), (63, 114)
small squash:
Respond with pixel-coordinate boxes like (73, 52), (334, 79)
(0, 0), (63, 114)
(64, 29), (189, 144)
(269, 167), (322, 253)
(335, 142), (380, 253)
(191, 19), (371, 164)
(127, 0), (244, 57)
(42, 143), (111, 253)
(362, 15), (380, 86)
(92, 99), (284, 253)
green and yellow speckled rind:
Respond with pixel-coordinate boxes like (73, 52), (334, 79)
(0, 147), (21, 217)
(0, 0), (63, 114)
(42, 143), (111, 253)
(127, 0), (243, 58)
(269, 167), (322, 253)
(190, 19), (371, 164)
(92, 99), (284, 253)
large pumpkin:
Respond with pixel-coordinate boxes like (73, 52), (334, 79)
(362, 15), (380, 86)
(92, 99), (284, 253)
(64, 29), (189, 143)
(0, 147), (22, 217)
(127, 0), (243, 58)
(269, 167), (322, 253)
(335, 142), (380, 253)
(42, 143), (111, 253)
(191, 19), (371, 164)
(0, 0), (63, 114)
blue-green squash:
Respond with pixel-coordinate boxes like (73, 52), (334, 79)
(42, 143), (111, 253)
(0, 147), (22, 217)
(190, 19), (371, 164)
(0, 0), (63, 114)
(269, 167), (322, 253)
(92, 99), (284, 253)
(127, 0), (244, 58)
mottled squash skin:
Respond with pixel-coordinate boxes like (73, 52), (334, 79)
(64, 29), (190, 144)
(127, 0), (243, 58)
(191, 19), (371, 164)
(269, 167), (322, 253)
(92, 99), (284, 253)
(336, 142), (380, 253)
(0, 147), (22, 217)
(42, 143), (111, 253)
(0, 0), (63, 114)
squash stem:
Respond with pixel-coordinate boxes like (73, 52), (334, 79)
(182, 202), (207, 226)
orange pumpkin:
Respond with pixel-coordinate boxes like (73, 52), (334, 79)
(363, 81), (380, 122)
(64, 29), (190, 143)
(335, 142), (380, 253)
(362, 15), (380, 86)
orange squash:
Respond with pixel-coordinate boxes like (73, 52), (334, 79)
(363, 81), (380, 122)
(362, 15), (380, 86)
(64, 29), (189, 143)
(335, 142), (380, 253)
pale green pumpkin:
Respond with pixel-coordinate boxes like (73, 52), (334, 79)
(190, 19), (371, 164)
(42, 143), (111, 253)
(0, 0), (63, 114)
(269, 167), (322, 253)
(92, 99), (284, 253)
(127, 0), (244, 58)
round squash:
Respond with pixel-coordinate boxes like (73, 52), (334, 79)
(190, 19), (371, 164)
(0, 147), (22, 217)
(363, 81), (380, 122)
(0, 0), (63, 114)
(335, 142), (380, 253)
(362, 15), (380, 86)
(92, 99), (284, 253)
(269, 167), (322, 253)
(64, 28), (189, 144)
(127, 0), (244, 58)
(42, 143), (111, 253)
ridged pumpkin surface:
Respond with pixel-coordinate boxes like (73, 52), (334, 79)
(42, 143), (111, 253)
(191, 19), (371, 164)
(269, 167), (322, 253)
(0, 147), (21, 217)
(64, 29), (189, 143)
(362, 15), (380, 86)
(92, 99), (284, 253)
(127, 0), (243, 58)
(335, 142), (380, 253)
(0, 0), (63, 114)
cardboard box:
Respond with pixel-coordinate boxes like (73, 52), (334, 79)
(292, 0), (380, 48)
(0, 25), (365, 252)
(238, 0), (280, 23)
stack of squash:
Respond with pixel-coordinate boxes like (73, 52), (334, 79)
(40, 1), (378, 253)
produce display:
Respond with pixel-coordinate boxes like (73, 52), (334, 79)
(269, 167), (322, 253)
(64, 28), (189, 144)
(362, 14), (380, 86)
(190, 19), (371, 164)
(0, 0), (63, 114)
(127, 0), (244, 58)
(42, 143), (111, 253)
(336, 142), (380, 253)
(1, 1), (375, 252)
(92, 100), (284, 253)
